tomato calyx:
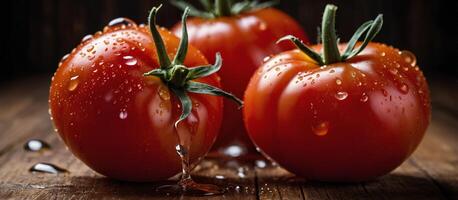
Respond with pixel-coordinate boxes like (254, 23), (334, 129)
(171, 0), (278, 18)
(278, 4), (383, 65)
(143, 5), (243, 127)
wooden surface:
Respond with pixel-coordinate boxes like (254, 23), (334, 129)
(0, 76), (457, 200)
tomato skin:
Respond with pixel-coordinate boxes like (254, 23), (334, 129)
(244, 43), (430, 182)
(49, 24), (223, 181)
(172, 8), (309, 151)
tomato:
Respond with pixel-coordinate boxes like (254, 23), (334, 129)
(171, 0), (309, 154)
(243, 5), (430, 182)
(49, 7), (241, 182)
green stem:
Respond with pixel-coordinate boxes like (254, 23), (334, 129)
(321, 4), (341, 64)
(277, 4), (383, 66)
(215, 0), (232, 16)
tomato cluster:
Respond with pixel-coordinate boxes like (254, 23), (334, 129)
(50, 1), (430, 183)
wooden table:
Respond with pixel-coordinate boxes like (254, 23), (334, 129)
(0, 76), (457, 200)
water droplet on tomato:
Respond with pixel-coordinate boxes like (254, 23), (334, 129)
(380, 52), (386, 56)
(258, 22), (267, 31)
(68, 75), (79, 91)
(86, 45), (95, 52)
(81, 34), (93, 42)
(24, 139), (51, 152)
(30, 163), (68, 174)
(119, 109), (128, 119)
(123, 56), (137, 66)
(335, 78), (342, 85)
(360, 93), (369, 102)
(400, 50), (417, 67)
(61, 54), (69, 62)
(399, 84), (409, 93)
(263, 56), (271, 62)
(389, 68), (398, 75)
(158, 87), (171, 100)
(312, 121), (330, 136)
(108, 17), (136, 27)
(335, 91), (348, 100)
(382, 89), (388, 96)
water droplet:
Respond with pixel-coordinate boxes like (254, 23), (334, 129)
(389, 68), (398, 75)
(258, 22), (267, 31)
(86, 45), (95, 52)
(382, 89), (388, 96)
(224, 145), (245, 157)
(255, 160), (267, 168)
(263, 56), (271, 62)
(119, 109), (128, 119)
(360, 93), (369, 102)
(215, 175), (225, 180)
(158, 87), (171, 100)
(108, 17), (136, 27)
(329, 69), (335, 74)
(312, 121), (330, 136)
(237, 168), (247, 178)
(81, 34), (93, 42)
(399, 84), (409, 93)
(335, 78), (342, 85)
(68, 75), (79, 91)
(61, 54), (69, 62)
(29, 163), (68, 174)
(380, 52), (386, 56)
(335, 91), (348, 100)
(123, 55), (137, 66)
(24, 139), (51, 152)
(400, 50), (417, 67)
(351, 71), (356, 78)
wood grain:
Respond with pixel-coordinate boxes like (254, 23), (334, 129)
(0, 76), (457, 199)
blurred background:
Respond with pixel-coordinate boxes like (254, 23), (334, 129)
(2, 0), (457, 111)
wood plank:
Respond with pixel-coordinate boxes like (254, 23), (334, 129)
(0, 76), (51, 154)
(407, 109), (458, 199)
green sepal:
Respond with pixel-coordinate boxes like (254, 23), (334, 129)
(342, 14), (383, 60)
(170, 87), (193, 128)
(148, 5), (172, 69)
(277, 4), (383, 66)
(186, 81), (244, 108)
(143, 5), (244, 127)
(277, 35), (324, 65)
(188, 53), (223, 79)
(172, 8), (190, 65)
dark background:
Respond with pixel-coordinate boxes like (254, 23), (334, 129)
(2, 0), (457, 82)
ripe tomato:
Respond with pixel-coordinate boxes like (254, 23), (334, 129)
(171, 0), (309, 154)
(244, 5), (430, 182)
(49, 7), (241, 182)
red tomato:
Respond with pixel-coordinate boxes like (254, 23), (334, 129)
(244, 5), (430, 182)
(49, 8), (236, 181)
(172, 4), (309, 153)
